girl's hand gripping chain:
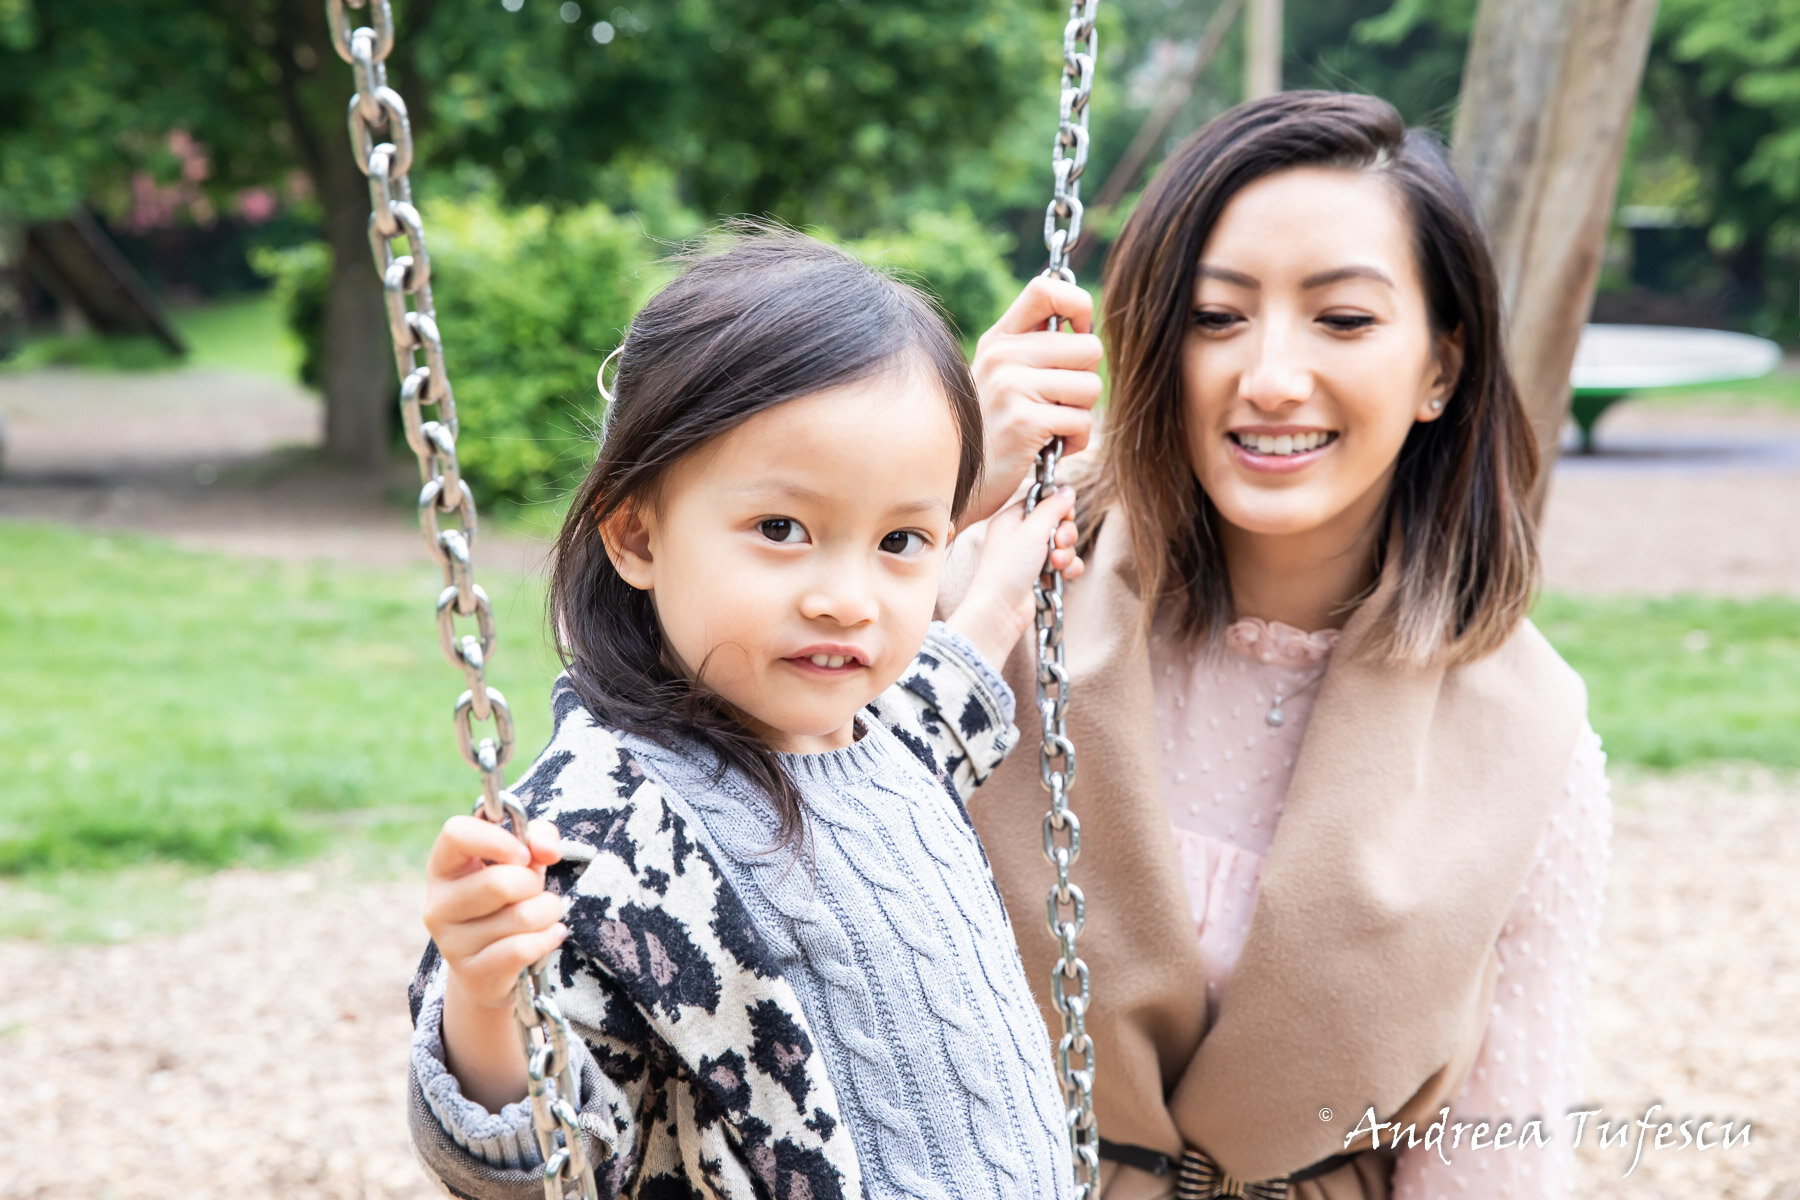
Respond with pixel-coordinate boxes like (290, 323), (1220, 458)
(423, 814), (568, 1112)
(948, 484), (1084, 670)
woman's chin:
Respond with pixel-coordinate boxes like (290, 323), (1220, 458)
(1212, 494), (1353, 542)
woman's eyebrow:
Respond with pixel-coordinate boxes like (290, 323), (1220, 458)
(1197, 264), (1259, 288)
(1195, 264), (1398, 290)
(1301, 265), (1396, 290)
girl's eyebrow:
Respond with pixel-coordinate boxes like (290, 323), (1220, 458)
(728, 479), (949, 518)
(729, 479), (829, 505)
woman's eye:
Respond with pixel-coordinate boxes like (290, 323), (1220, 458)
(1320, 313), (1376, 332)
(879, 530), (928, 556)
(757, 518), (808, 544)
(1191, 309), (1241, 332)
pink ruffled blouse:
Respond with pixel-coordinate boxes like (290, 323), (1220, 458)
(1149, 616), (1612, 1199)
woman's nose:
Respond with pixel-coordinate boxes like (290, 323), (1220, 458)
(1240, 321), (1313, 410)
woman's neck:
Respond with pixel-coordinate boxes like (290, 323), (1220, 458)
(1219, 504), (1384, 634)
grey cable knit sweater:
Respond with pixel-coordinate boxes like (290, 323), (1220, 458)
(410, 624), (1074, 1200)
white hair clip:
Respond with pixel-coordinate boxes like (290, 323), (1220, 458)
(596, 343), (625, 405)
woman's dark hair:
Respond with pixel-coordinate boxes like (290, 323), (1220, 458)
(549, 228), (983, 851)
(1094, 90), (1539, 665)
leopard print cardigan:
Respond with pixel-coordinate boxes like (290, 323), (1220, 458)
(408, 638), (1023, 1200)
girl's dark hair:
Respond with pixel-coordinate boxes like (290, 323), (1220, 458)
(1094, 90), (1539, 665)
(549, 229), (983, 851)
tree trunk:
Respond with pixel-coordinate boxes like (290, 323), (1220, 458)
(0, 212), (24, 361)
(318, 150), (396, 469)
(1451, 0), (1658, 515)
(1244, 0), (1282, 101)
(269, 0), (398, 470)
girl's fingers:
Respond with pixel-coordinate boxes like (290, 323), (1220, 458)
(428, 814), (531, 879)
(984, 276), (1095, 338)
(1034, 484), (1078, 518)
(435, 891), (568, 962)
(457, 923), (571, 1000)
(427, 862), (552, 928)
(526, 818), (563, 866)
(1017, 487), (1077, 541)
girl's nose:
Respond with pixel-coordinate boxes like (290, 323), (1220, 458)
(1240, 321), (1313, 411)
(800, 564), (879, 628)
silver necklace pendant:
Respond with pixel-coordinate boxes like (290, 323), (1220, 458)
(1266, 666), (1326, 728)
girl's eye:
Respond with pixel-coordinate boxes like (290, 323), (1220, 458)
(1191, 309), (1242, 333)
(757, 518), (808, 544)
(879, 530), (929, 556)
(1320, 313), (1376, 332)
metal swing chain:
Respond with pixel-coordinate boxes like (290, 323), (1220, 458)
(325, 4), (598, 1197)
(1027, 2), (1101, 1198)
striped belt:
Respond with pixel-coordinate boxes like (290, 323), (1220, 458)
(1100, 1139), (1358, 1199)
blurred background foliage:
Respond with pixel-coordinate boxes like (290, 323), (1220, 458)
(4, 0), (1800, 492)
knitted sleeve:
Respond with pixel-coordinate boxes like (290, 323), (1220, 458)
(407, 958), (642, 1198)
(872, 621), (1020, 802)
(1390, 723), (1612, 1200)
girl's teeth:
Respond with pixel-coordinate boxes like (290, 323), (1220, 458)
(1241, 432), (1331, 455)
(808, 654), (850, 668)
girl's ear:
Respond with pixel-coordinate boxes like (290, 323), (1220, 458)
(599, 502), (656, 590)
(1417, 325), (1466, 423)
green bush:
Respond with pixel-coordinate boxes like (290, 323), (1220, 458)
(251, 242), (330, 390)
(263, 197), (1023, 503)
(418, 197), (679, 503)
(843, 208), (1022, 348)
(260, 197), (674, 503)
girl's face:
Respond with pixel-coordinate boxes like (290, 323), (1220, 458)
(1180, 165), (1461, 552)
(606, 366), (962, 754)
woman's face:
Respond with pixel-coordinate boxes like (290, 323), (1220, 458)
(1181, 165), (1461, 548)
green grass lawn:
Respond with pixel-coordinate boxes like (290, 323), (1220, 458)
(1, 520), (563, 883)
(1534, 593), (1800, 769)
(1, 292), (302, 381)
(3, 519), (1796, 911)
(1635, 368), (1800, 412)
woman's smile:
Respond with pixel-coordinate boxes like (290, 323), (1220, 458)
(1226, 425), (1341, 473)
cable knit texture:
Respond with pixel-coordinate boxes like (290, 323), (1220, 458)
(1150, 616), (1612, 1198)
(411, 623), (1072, 1200)
(617, 662), (1072, 1200)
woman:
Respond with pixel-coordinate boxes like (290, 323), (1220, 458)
(958, 91), (1609, 1199)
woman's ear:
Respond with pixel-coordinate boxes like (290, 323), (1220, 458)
(599, 501), (656, 590)
(1417, 325), (1466, 423)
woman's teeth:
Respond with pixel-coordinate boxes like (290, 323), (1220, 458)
(808, 654), (853, 668)
(1232, 431), (1334, 456)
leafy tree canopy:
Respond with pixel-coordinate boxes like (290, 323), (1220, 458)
(0, 0), (1063, 235)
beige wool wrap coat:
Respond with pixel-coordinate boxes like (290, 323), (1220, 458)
(954, 507), (1587, 1198)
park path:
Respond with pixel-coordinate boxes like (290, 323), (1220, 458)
(4, 365), (1800, 593)
(0, 770), (1793, 1199)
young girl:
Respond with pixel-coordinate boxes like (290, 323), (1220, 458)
(407, 232), (1084, 1200)
(962, 92), (1610, 1199)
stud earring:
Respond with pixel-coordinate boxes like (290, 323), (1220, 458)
(1429, 398), (1445, 411)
